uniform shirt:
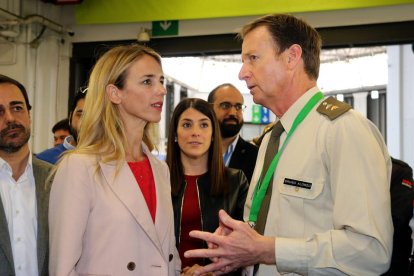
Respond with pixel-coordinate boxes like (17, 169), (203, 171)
(0, 155), (38, 276)
(244, 87), (393, 275)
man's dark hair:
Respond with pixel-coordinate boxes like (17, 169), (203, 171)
(0, 74), (32, 111)
(207, 83), (237, 104)
(52, 118), (70, 133)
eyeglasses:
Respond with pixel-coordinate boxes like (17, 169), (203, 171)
(218, 102), (247, 111)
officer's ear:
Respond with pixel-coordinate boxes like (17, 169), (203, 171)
(286, 44), (302, 68)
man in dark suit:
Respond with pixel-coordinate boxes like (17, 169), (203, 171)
(208, 83), (258, 182)
(0, 74), (53, 276)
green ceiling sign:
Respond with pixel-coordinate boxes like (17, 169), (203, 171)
(152, 21), (179, 37)
(75, 0), (414, 25)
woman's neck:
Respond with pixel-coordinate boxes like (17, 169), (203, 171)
(181, 154), (208, 176)
(124, 122), (146, 162)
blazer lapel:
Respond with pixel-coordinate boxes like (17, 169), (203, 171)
(100, 157), (163, 253)
(32, 157), (52, 275)
(148, 153), (171, 248)
(0, 198), (14, 271)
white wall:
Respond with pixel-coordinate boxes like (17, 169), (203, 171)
(387, 45), (414, 168)
(0, 0), (72, 153)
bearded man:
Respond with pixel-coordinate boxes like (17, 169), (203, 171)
(208, 83), (258, 182)
(0, 74), (52, 276)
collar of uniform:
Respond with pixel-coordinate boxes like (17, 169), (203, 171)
(279, 86), (321, 134)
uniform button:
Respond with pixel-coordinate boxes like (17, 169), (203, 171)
(169, 254), (173, 262)
(127, 262), (136, 271)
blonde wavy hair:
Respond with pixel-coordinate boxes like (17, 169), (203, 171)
(71, 44), (161, 169)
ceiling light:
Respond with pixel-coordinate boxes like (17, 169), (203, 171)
(137, 28), (150, 42)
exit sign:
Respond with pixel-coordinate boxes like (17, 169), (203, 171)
(152, 20), (179, 37)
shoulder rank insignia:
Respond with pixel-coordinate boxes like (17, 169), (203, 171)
(252, 122), (275, 146)
(317, 96), (352, 120)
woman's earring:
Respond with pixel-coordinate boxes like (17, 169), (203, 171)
(174, 137), (178, 142)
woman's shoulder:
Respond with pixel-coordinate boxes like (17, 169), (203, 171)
(146, 153), (169, 171)
(224, 167), (249, 195)
(59, 152), (98, 167)
(225, 167), (248, 182)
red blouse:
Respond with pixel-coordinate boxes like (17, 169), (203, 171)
(179, 174), (205, 269)
(128, 156), (156, 222)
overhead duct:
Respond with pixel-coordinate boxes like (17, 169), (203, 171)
(0, 8), (74, 38)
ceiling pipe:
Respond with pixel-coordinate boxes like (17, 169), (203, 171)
(0, 8), (74, 37)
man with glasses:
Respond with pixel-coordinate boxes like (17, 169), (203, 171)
(208, 83), (258, 182)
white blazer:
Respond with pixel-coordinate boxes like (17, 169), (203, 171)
(49, 144), (181, 276)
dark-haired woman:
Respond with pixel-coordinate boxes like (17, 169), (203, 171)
(166, 98), (248, 275)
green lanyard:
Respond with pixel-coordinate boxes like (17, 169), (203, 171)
(248, 91), (324, 223)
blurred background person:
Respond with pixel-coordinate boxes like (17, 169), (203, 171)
(49, 44), (180, 275)
(52, 118), (70, 146)
(36, 89), (86, 164)
(166, 98), (248, 275)
(208, 84), (258, 183)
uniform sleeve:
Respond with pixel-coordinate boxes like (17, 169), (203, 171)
(49, 155), (94, 276)
(276, 114), (393, 275)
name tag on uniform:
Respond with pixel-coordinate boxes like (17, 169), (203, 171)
(283, 178), (312, 189)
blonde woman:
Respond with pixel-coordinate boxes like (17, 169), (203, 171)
(49, 44), (181, 275)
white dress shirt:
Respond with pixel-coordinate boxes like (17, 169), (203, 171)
(223, 135), (239, 166)
(0, 155), (38, 276)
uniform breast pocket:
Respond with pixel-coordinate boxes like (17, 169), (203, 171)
(274, 175), (325, 236)
(277, 175), (324, 199)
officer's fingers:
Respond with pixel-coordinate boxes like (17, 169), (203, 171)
(218, 209), (243, 231)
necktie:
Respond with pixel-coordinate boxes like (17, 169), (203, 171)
(253, 121), (284, 275)
(255, 120), (284, 235)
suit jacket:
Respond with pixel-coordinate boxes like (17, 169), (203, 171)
(228, 137), (258, 183)
(0, 156), (53, 276)
(49, 144), (180, 276)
